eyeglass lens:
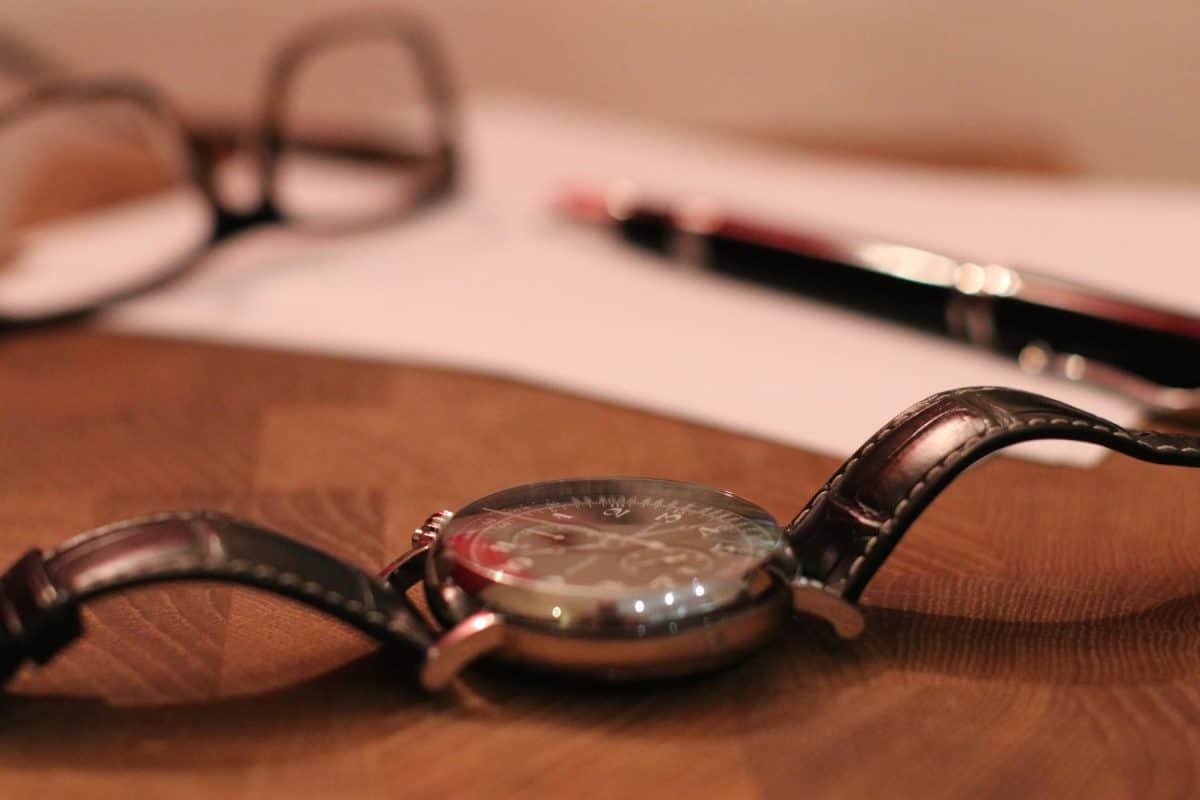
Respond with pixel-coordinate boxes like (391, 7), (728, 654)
(272, 34), (444, 227)
(0, 95), (211, 320)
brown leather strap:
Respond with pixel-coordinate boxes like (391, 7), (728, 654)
(786, 387), (1200, 602)
(0, 511), (434, 686)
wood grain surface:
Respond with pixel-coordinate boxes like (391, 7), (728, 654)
(2, 328), (1200, 799)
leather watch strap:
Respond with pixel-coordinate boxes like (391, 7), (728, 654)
(786, 387), (1200, 602)
(0, 511), (434, 686)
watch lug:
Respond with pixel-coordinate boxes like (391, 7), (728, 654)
(379, 544), (430, 591)
(764, 545), (799, 582)
(420, 611), (507, 691)
(790, 578), (865, 639)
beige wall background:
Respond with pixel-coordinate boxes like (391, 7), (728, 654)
(8, 1), (1200, 182)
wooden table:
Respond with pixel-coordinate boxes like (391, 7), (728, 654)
(2, 328), (1199, 798)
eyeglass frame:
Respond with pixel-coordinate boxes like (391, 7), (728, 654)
(0, 10), (460, 329)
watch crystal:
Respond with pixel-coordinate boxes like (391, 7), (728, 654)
(434, 477), (782, 626)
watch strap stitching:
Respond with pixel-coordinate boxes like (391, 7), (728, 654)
(786, 387), (1200, 601)
(852, 414), (1200, 580)
(1, 512), (432, 687)
(72, 555), (406, 632)
(786, 387), (985, 535)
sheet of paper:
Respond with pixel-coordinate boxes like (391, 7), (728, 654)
(107, 96), (1200, 466)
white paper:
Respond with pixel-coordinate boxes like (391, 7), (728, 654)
(106, 96), (1200, 466)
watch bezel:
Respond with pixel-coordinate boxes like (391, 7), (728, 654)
(422, 476), (791, 679)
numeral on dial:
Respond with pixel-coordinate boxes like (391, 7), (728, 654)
(603, 507), (631, 518)
(655, 512), (683, 523)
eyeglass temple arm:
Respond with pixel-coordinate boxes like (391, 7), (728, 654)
(0, 30), (62, 81)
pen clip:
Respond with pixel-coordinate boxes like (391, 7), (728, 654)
(1018, 341), (1200, 423)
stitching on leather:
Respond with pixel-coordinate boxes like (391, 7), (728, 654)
(69, 556), (410, 638)
(787, 388), (977, 530)
(44, 512), (424, 642)
(47, 510), (223, 559)
(842, 415), (1200, 584)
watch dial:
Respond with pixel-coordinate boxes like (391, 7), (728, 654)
(433, 477), (783, 627)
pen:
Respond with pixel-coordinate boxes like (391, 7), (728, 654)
(559, 186), (1200, 414)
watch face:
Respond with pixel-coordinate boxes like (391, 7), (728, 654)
(428, 477), (783, 630)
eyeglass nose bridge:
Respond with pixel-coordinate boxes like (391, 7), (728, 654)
(210, 203), (283, 241)
(181, 126), (283, 238)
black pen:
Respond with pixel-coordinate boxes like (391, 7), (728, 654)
(559, 186), (1200, 416)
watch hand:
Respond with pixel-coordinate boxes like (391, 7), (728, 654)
(596, 531), (724, 561)
(563, 554), (600, 576)
(517, 540), (611, 558)
(627, 518), (666, 540)
(480, 507), (604, 537)
(597, 530), (669, 550)
(525, 529), (566, 543)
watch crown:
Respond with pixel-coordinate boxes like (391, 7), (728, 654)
(413, 509), (455, 547)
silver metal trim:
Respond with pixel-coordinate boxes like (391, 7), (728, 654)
(425, 549), (791, 679)
(497, 588), (789, 680)
(790, 578), (865, 639)
(1019, 342), (1200, 422)
(379, 544), (430, 591)
(420, 610), (507, 691)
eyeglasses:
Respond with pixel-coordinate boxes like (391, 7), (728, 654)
(0, 11), (459, 327)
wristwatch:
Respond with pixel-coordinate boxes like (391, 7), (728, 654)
(4, 386), (1200, 692)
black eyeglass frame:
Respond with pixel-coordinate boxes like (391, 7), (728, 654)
(0, 10), (460, 329)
